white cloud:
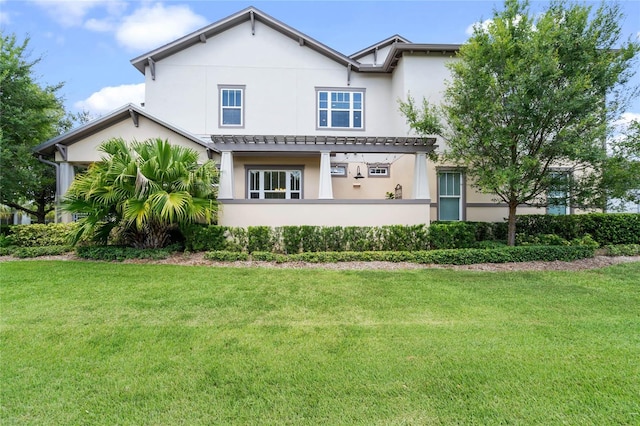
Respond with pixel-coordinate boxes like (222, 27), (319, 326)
(33, 0), (126, 27)
(466, 18), (493, 36)
(615, 112), (640, 128)
(74, 83), (145, 115)
(0, 11), (10, 25)
(84, 17), (115, 32)
(115, 3), (207, 51)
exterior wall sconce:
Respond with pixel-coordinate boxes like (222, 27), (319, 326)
(354, 166), (364, 179)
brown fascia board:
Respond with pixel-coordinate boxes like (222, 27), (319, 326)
(364, 43), (461, 73)
(33, 104), (214, 157)
(349, 34), (411, 60)
(130, 6), (360, 74)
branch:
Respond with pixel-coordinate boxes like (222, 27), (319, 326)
(1, 201), (38, 217)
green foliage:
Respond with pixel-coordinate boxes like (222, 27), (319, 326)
(207, 245), (594, 265)
(400, 0), (639, 245)
(0, 34), (66, 222)
(247, 226), (275, 253)
(75, 245), (177, 262)
(64, 138), (218, 249)
(181, 224), (227, 252)
(428, 222), (477, 249)
(6, 223), (77, 247)
(604, 244), (640, 256)
(602, 120), (640, 207)
(12, 245), (72, 258)
(515, 214), (639, 245)
(203, 251), (249, 262)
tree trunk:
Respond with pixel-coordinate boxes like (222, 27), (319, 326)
(507, 201), (518, 246)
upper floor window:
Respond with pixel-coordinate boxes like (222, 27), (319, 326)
(547, 171), (570, 215)
(317, 89), (364, 129)
(368, 164), (389, 177)
(219, 86), (244, 127)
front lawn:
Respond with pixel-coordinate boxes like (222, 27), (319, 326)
(1, 261), (639, 424)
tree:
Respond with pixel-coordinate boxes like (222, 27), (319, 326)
(400, 0), (638, 245)
(601, 119), (640, 209)
(64, 138), (218, 249)
(0, 34), (67, 223)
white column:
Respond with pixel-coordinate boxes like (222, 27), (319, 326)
(58, 162), (75, 223)
(218, 151), (234, 199)
(413, 152), (430, 200)
(318, 150), (333, 199)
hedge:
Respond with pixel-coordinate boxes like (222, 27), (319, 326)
(206, 245), (595, 265)
(75, 245), (178, 262)
(5, 224), (77, 247)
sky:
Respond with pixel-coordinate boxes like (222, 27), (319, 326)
(1, 0), (639, 123)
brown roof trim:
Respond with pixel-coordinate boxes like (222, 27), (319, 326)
(349, 34), (411, 60)
(130, 6), (360, 75)
(33, 104), (214, 157)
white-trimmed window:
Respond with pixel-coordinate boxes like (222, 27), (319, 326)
(368, 164), (389, 177)
(438, 171), (463, 221)
(330, 163), (347, 177)
(547, 172), (570, 215)
(248, 169), (302, 199)
(317, 89), (364, 129)
(219, 86), (244, 127)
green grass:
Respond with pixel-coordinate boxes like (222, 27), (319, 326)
(1, 261), (639, 425)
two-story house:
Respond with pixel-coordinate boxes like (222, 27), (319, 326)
(35, 6), (546, 226)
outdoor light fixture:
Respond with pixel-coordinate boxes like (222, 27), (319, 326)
(354, 166), (364, 179)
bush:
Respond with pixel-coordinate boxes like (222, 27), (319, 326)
(203, 251), (249, 261)
(428, 222), (477, 249)
(182, 224), (227, 252)
(76, 245), (177, 262)
(247, 226), (275, 253)
(12, 245), (72, 258)
(513, 214), (639, 245)
(603, 244), (640, 256)
(7, 223), (77, 247)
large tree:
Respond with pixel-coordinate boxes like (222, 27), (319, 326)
(0, 34), (68, 223)
(400, 0), (638, 245)
(64, 138), (218, 249)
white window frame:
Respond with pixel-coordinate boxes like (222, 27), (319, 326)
(316, 88), (365, 130)
(246, 168), (303, 200)
(330, 163), (347, 177)
(219, 85), (245, 128)
(438, 170), (464, 221)
(368, 164), (390, 178)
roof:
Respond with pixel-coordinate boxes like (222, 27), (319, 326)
(210, 135), (437, 154)
(349, 34), (411, 60)
(130, 6), (460, 75)
(33, 104), (214, 157)
(130, 6), (360, 74)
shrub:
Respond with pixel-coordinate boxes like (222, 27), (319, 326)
(247, 226), (274, 253)
(8, 223), (77, 247)
(12, 245), (72, 258)
(182, 224), (227, 252)
(203, 251), (249, 261)
(428, 222), (477, 249)
(603, 244), (640, 256)
(75, 245), (177, 262)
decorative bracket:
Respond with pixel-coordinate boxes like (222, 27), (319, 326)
(55, 144), (68, 161)
(250, 11), (255, 35)
(148, 57), (156, 80)
(129, 109), (139, 127)
(347, 64), (352, 86)
(199, 34), (207, 43)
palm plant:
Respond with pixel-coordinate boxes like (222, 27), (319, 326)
(64, 138), (217, 249)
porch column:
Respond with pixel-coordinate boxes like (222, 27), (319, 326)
(218, 151), (234, 199)
(58, 162), (75, 223)
(413, 152), (430, 200)
(318, 150), (333, 199)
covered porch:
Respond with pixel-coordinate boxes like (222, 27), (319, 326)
(210, 135), (437, 227)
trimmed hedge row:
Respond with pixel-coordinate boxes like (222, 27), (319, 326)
(603, 244), (640, 256)
(76, 245), (177, 262)
(514, 214), (639, 245)
(184, 224), (431, 253)
(205, 245), (596, 265)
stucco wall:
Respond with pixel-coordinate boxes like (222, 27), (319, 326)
(58, 116), (211, 163)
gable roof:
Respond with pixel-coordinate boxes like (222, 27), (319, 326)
(349, 34), (411, 60)
(33, 104), (214, 157)
(130, 6), (360, 75)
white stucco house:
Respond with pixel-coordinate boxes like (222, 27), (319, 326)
(35, 6), (549, 227)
